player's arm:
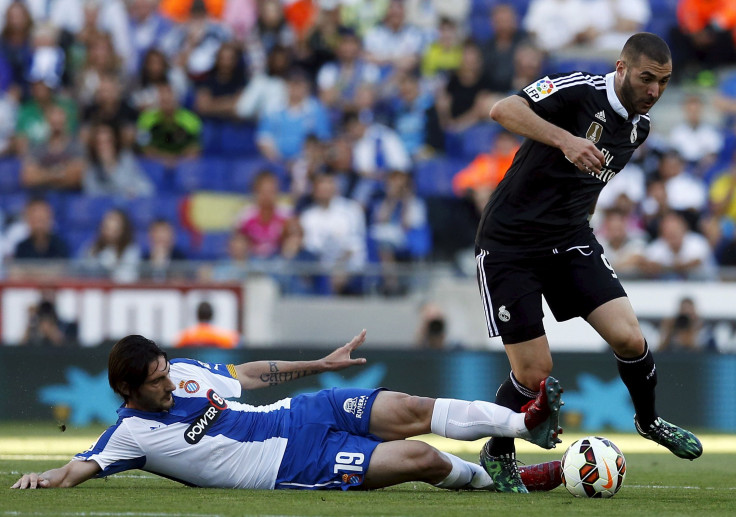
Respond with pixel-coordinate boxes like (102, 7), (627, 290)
(11, 460), (100, 489)
(233, 329), (367, 390)
(489, 95), (605, 173)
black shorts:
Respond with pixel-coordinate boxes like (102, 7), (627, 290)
(475, 234), (627, 343)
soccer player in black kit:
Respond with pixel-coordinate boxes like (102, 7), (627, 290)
(475, 33), (703, 493)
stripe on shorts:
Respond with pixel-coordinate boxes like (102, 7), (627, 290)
(476, 249), (499, 337)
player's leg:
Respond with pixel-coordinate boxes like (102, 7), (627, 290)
(367, 387), (561, 449)
(587, 297), (702, 460)
(475, 248), (550, 493)
(362, 440), (492, 490)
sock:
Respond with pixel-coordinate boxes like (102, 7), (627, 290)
(430, 398), (529, 441)
(434, 452), (492, 490)
(615, 340), (658, 428)
(486, 372), (537, 457)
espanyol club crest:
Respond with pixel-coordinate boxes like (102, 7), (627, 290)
(630, 125), (637, 143)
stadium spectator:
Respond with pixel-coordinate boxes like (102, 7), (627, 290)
(235, 44), (290, 120)
(252, 0), (295, 57)
(83, 124), (153, 198)
(256, 68), (331, 162)
(507, 44), (545, 93)
(142, 219), (187, 281)
(221, 0), (257, 44)
(175, 300), (239, 348)
(289, 133), (327, 201)
(21, 292), (67, 346)
(160, 0), (232, 79)
(415, 301), (450, 349)
(316, 27), (380, 125)
(27, 21), (65, 94)
(75, 32), (123, 107)
(668, 94), (723, 173)
(80, 74), (138, 149)
(522, 0), (591, 53)
(0, 85), (19, 156)
(0, 1), (34, 91)
(12, 197), (68, 260)
(84, 208), (141, 283)
(452, 130), (519, 215)
(639, 211), (718, 281)
(126, 0), (175, 73)
(430, 39), (493, 137)
(655, 149), (708, 230)
(193, 42), (247, 120)
(671, 0), (736, 81)
(273, 217), (329, 295)
(129, 48), (189, 112)
(368, 170), (430, 295)
(300, 172), (367, 295)
(421, 17), (462, 80)
(702, 156), (736, 265)
(343, 109), (411, 207)
(207, 231), (250, 282)
(136, 83), (202, 165)
(481, 4), (529, 94)
(404, 0), (469, 39)
(658, 297), (712, 352)
(363, 0), (425, 77)
(713, 69), (736, 129)
(387, 70), (434, 160)
(594, 209), (647, 278)
(339, 0), (390, 38)
(20, 104), (85, 191)
(15, 72), (77, 155)
(584, 0), (651, 52)
(237, 170), (291, 259)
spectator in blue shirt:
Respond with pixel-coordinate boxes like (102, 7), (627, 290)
(256, 68), (331, 162)
(388, 69), (433, 160)
(13, 198), (69, 260)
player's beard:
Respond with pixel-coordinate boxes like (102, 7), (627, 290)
(620, 73), (655, 115)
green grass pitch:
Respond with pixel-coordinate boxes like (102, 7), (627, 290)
(2, 423), (735, 517)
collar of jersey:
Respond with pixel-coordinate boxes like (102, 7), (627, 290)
(116, 396), (193, 421)
(605, 72), (641, 125)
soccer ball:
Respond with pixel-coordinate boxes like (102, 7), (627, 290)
(561, 436), (626, 498)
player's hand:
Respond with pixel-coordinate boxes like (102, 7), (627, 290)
(321, 329), (368, 371)
(561, 136), (605, 175)
(11, 473), (50, 489)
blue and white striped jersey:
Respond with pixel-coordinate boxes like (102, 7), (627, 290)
(74, 359), (292, 489)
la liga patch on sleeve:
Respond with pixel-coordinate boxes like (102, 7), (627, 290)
(524, 77), (557, 102)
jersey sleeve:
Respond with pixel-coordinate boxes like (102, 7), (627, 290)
(73, 423), (145, 478)
(169, 358), (242, 399)
(517, 72), (595, 120)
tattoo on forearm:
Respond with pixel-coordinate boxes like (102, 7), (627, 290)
(259, 369), (320, 386)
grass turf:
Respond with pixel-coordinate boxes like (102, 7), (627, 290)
(1, 423), (735, 517)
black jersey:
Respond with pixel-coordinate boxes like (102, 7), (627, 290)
(476, 71), (650, 254)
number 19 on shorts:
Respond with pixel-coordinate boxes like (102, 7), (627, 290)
(333, 452), (365, 474)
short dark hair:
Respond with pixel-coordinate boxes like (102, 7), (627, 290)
(620, 32), (671, 66)
(196, 301), (214, 322)
(108, 335), (168, 401)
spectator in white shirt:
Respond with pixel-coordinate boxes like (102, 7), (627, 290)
(523, 0), (590, 53)
(640, 211), (717, 280)
(300, 172), (367, 294)
(595, 209), (646, 278)
(668, 94), (724, 173)
(363, 0), (425, 76)
(656, 150), (708, 228)
(584, 0), (651, 52)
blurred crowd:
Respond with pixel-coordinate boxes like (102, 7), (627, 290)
(0, 0), (736, 297)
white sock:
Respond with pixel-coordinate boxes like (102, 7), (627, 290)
(434, 452), (493, 490)
(430, 398), (531, 441)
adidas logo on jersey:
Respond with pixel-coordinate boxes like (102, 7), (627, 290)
(595, 110), (606, 122)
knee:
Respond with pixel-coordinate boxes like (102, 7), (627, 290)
(403, 396), (434, 423)
(514, 361), (553, 391)
(411, 444), (450, 482)
(610, 327), (646, 358)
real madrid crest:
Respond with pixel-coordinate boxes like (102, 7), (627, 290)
(630, 124), (637, 143)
